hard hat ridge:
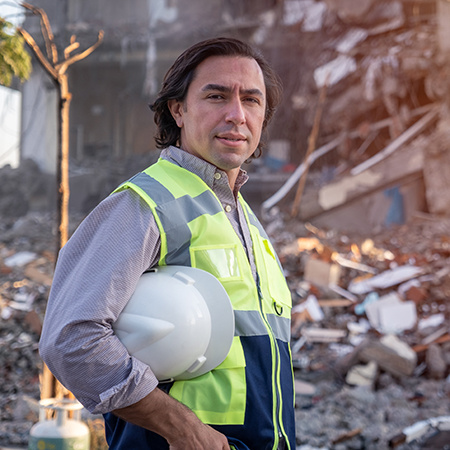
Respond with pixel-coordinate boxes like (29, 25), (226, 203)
(113, 265), (235, 381)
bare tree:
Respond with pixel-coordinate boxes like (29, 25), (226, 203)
(17, 2), (103, 400)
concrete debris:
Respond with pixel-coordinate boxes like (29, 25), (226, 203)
(313, 55), (357, 89)
(283, 0), (327, 32)
(4, 252), (38, 268)
(0, 209), (446, 448)
(345, 360), (378, 387)
(389, 415), (450, 447)
(0, 214), (57, 447)
(294, 379), (317, 397)
(303, 257), (341, 287)
(418, 313), (446, 331)
(335, 28), (369, 53)
(351, 335), (418, 378)
(365, 292), (417, 334)
(348, 265), (424, 295)
(425, 343), (447, 380)
(292, 294), (324, 322)
(270, 207), (449, 448)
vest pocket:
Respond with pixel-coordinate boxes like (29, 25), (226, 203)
(258, 237), (292, 314)
(169, 337), (247, 425)
(190, 245), (243, 281)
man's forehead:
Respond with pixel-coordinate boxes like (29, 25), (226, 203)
(191, 55), (266, 92)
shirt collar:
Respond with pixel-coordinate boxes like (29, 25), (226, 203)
(160, 146), (249, 193)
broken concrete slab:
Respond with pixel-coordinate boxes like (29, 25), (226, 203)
(348, 265), (424, 295)
(292, 295), (325, 322)
(418, 313), (446, 332)
(364, 292), (417, 334)
(298, 135), (427, 227)
(4, 251), (37, 268)
(378, 300), (417, 334)
(425, 343), (447, 379)
(314, 55), (357, 88)
(358, 335), (417, 377)
(346, 360), (378, 387)
(294, 379), (318, 396)
(283, 0), (327, 32)
(304, 257), (341, 287)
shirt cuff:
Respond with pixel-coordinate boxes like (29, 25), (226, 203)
(90, 359), (159, 415)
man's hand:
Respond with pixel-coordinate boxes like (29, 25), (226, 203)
(168, 423), (229, 450)
(113, 387), (229, 449)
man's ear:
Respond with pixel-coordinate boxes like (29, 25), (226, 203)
(168, 99), (184, 128)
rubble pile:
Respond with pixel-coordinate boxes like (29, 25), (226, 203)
(1, 2), (450, 447)
(0, 160), (51, 219)
(0, 207), (448, 448)
(263, 209), (450, 449)
(0, 214), (57, 447)
(274, 0), (441, 155)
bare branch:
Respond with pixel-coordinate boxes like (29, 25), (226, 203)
(17, 26), (58, 80)
(64, 41), (80, 60)
(56, 30), (104, 75)
(21, 2), (58, 64)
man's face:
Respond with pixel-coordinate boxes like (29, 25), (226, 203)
(168, 55), (266, 182)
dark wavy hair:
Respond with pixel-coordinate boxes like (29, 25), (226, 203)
(150, 37), (282, 158)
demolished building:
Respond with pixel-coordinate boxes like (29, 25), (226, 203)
(1, 0), (450, 448)
(3, 0), (447, 232)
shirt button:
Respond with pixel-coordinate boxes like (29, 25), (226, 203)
(214, 172), (221, 180)
(225, 205), (232, 212)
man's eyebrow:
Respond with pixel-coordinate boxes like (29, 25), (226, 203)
(202, 83), (264, 98)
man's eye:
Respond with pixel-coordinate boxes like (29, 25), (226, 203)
(208, 94), (224, 100)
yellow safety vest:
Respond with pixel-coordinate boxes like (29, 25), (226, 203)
(113, 158), (295, 449)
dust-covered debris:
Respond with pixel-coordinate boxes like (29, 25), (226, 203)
(262, 209), (450, 449)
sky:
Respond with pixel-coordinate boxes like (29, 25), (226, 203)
(0, 1), (24, 27)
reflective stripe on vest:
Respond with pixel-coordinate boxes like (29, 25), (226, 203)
(114, 159), (293, 446)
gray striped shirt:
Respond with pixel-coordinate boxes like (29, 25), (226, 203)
(39, 146), (256, 414)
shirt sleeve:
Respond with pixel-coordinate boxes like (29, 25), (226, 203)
(39, 189), (161, 414)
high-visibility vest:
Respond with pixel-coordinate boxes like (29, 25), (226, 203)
(108, 158), (295, 450)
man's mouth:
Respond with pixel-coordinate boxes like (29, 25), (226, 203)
(217, 134), (247, 142)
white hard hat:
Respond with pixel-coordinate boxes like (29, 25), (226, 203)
(113, 265), (235, 381)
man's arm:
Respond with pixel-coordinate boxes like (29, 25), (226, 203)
(113, 388), (229, 450)
(40, 190), (161, 413)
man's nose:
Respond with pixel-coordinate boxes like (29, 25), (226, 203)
(225, 98), (246, 125)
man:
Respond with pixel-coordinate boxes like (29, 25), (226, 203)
(40, 37), (295, 449)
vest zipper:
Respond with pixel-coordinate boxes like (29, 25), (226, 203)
(256, 281), (287, 450)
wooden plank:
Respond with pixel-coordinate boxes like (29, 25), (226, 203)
(412, 334), (450, 353)
(317, 298), (355, 307)
(302, 327), (347, 342)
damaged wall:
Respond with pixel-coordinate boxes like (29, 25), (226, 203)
(14, 0), (450, 227)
